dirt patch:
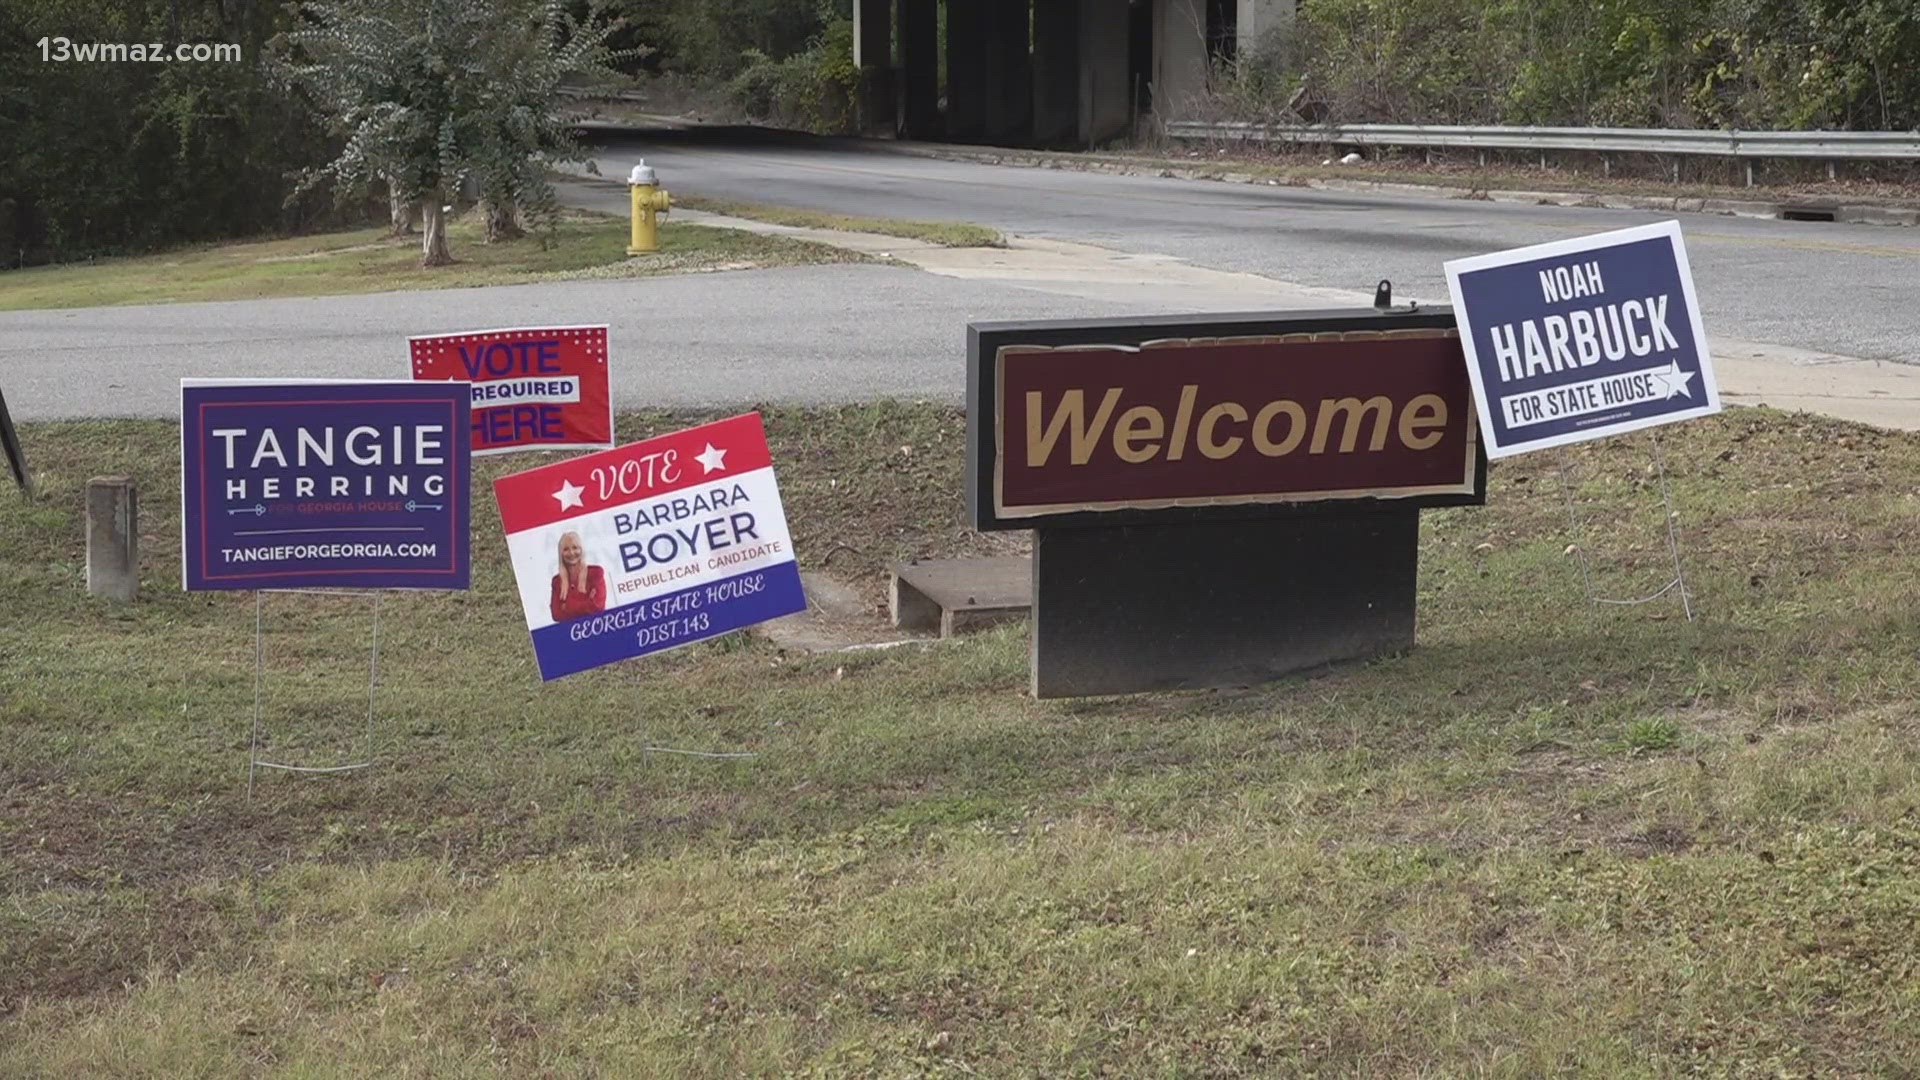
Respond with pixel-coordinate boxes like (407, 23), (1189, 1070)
(255, 240), (406, 262)
(759, 570), (911, 652)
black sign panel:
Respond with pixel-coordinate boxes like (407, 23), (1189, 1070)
(0, 387), (30, 498)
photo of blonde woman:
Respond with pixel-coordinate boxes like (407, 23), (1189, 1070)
(548, 530), (607, 622)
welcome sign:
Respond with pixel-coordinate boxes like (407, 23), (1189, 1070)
(409, 325), (613, 456)
(969, 316), (1484, 530)
(494, 413), (805, 680)
(1444, 220), (1721, 458)
(966, 308), (1488, 699)
(179, 380), (471, 591)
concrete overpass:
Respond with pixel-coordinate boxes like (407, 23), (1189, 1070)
(853, 0), (1296, 148)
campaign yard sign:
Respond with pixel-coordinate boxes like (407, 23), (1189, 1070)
(1444, 220), (1720, 458)
(494, 413), (805, 681)
(180, 380), (471, 591)
(409, 325), (613, 456)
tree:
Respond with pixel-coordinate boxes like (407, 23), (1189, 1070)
(0, 0), (336, 267)
(277, 0), (627, 266)
(470, 2), (633, 242)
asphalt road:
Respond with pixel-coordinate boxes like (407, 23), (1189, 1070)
(5, 125), (1915, 421)
(582, 126), (1920, 365)
(0, 266), (1144, 420)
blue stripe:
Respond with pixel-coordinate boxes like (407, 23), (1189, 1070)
(529, 561), (806, 680)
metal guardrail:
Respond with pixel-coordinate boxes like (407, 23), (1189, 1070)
(556, 86), (651, 103)
(1165, 120), (1920, 161)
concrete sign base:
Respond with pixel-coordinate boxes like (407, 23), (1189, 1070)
(1030, 508), (1419, 698)
(891, 556), (1032, 637)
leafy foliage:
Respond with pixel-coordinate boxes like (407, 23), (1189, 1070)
(0, 0), (341, 268)
(727, 16), (858, 132)
(275, 0), (628, 264)
(1236, 0), (1920, 130)
(620, 0), (847, 79)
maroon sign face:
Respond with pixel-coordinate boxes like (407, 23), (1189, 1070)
(994, 330), (1479, 519)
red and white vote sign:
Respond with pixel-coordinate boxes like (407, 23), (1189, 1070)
(494, 413), (806, 680)
(409, 325), (613, 456)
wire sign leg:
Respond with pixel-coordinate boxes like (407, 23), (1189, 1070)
(1650, 433), (1696, 621)
(247, 589), (385, 799)
(1555, 436), (1696, 620)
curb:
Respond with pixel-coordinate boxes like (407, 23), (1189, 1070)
(867, 139), (1920, 228)
(571, 117), (1920, 227)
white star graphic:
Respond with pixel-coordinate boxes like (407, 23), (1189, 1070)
(1656, 361), (1697, 400)
(551, 478), (585, 511)
(695, 443), (728, 474)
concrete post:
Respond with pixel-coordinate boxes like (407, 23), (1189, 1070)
(86, 476), (139, 603)
(898, 0), (940, 138)
(1154, 0), (1211, 122)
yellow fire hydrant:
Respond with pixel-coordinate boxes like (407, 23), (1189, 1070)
(626, 160), (671, 254)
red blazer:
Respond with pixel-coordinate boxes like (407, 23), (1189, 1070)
(549, 565), (607, 621)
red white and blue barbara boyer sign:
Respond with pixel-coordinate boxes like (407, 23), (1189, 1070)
(180, 380), (471, 591)
(494, 413), (805, 680)
(1444, 220), (1721, 459)
(409, 325), (613, 456)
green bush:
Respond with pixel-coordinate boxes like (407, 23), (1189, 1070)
(1226, 0), (1920, 131)
(0, 0), (348, 267)
(726, 17), (857, 133)
(627, 0), (848, 80)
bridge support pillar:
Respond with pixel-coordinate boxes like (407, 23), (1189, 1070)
(945, 0), (988, 142)
(898, 0), (939, 139)
(982, 0), (1032, 146)
(1032, 0), (1080, 147)
(1078, 0), (1132, 146)
(854, 0), (895, 137)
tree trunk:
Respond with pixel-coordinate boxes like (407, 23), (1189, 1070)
(482, 198), (524, 243)
(387, 179), (415, 236)
(420, 197), (453, 267)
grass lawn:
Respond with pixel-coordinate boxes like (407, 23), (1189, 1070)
(0, 211), (862, 312)
(674, 195), (1006, 248)
(2, 405), (1918, 1075)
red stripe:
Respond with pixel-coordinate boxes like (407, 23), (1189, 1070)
(494, 413), (773, 533)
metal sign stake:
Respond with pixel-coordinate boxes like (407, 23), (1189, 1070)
(643, 746), (759, 759)
(1554, 435), (1695, 620)
(1650, 432), (1697, 621)
(247, 589), (385, 799)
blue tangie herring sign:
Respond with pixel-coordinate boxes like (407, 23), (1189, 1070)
(1444, 220), (1721, 458)
(180, 380), (472, 591)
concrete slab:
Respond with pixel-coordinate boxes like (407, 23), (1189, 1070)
(891, 556), (1032, 636)
(657, 203), (1372, 312)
